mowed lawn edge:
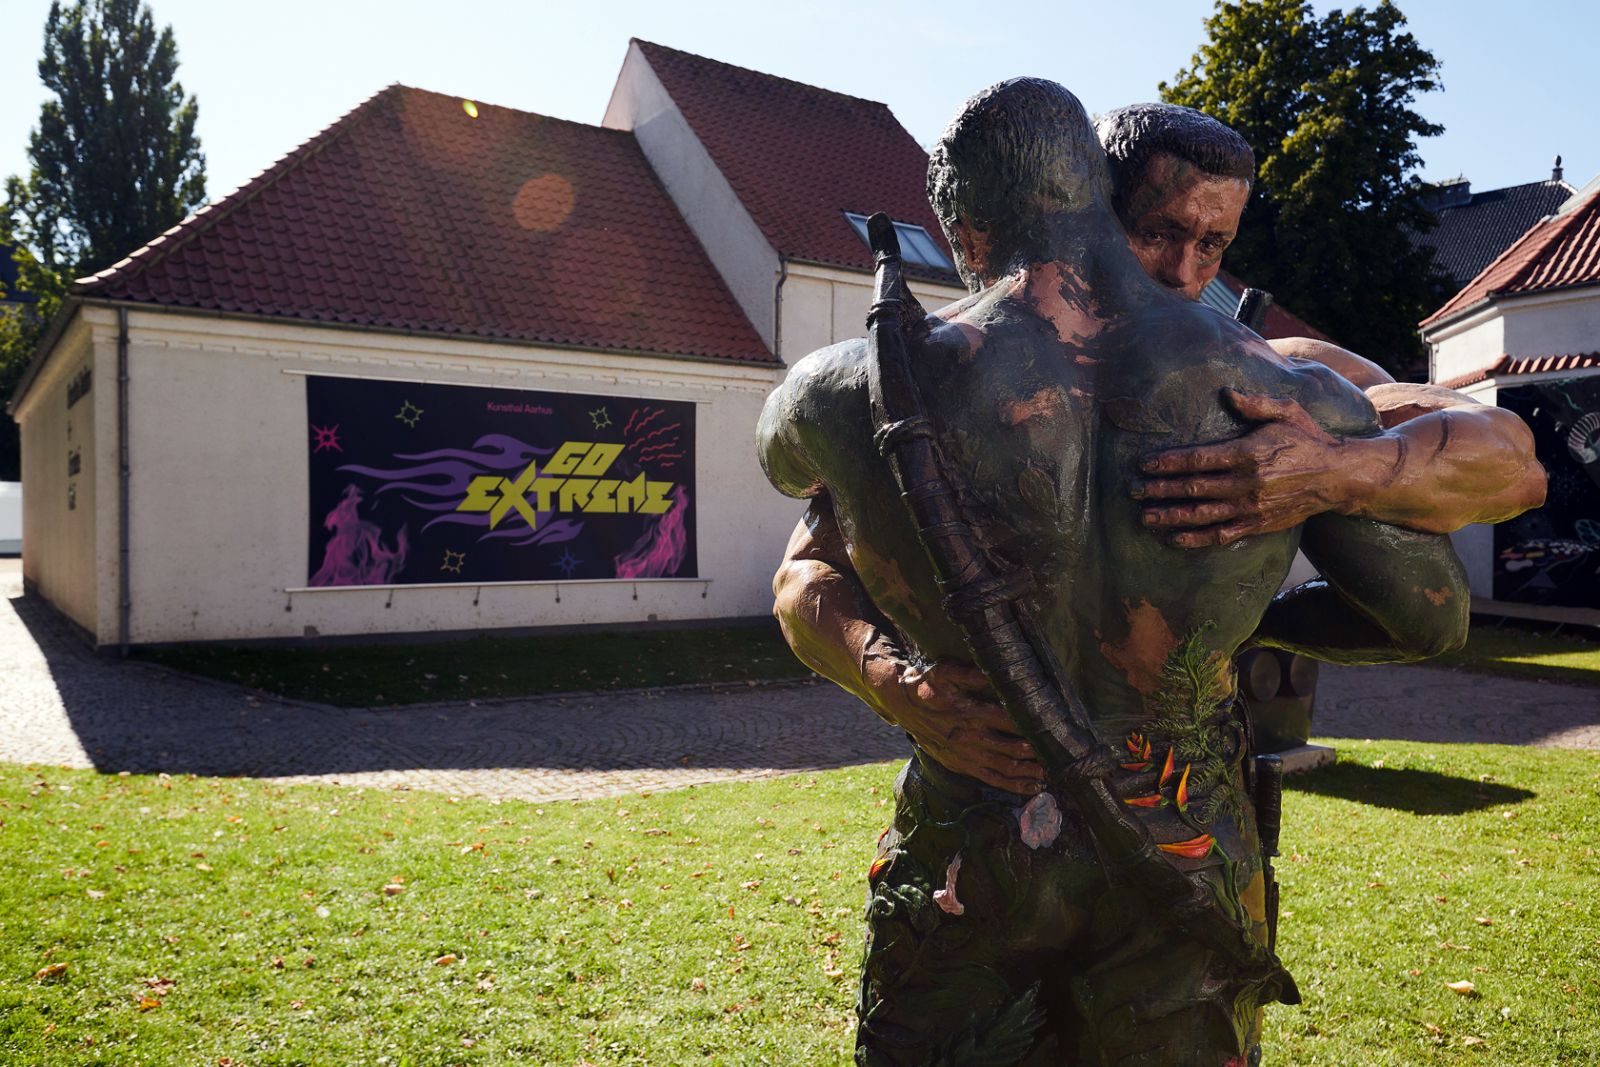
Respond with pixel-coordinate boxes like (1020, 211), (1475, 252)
(134, 622), (813, 707)
(2, 740), (1596, 1064)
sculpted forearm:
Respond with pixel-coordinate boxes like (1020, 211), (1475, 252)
(772, 512), (895, 706)
(1253, 513), (1470, 664)
(1340, 385), (1547, 532)
(771, 507), (1044, 793)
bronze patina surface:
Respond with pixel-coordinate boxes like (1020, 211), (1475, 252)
(759, 79), (1475, 1066)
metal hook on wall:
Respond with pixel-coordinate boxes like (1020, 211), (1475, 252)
(472, 586), (481, 607)
(555, 582), (562, 604)
(385, 588), (395, 609)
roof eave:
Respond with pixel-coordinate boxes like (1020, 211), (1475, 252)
(5, 295), (85, 418)
(11, 296), (779, 383)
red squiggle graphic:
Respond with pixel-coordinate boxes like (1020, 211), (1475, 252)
(310, 485), (409, 586)
(613, 487), (689, 579)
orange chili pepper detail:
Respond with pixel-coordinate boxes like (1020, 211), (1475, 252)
(1120, 761), (1151, 772)
(1159, 748), (1175, 786)
(868, 855), (892, 880)
(1124, 794), (1163, 808)
(1157, 834), (1215, 859)
(1175, 763), (1192, 810)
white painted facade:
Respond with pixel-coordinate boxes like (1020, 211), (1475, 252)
(12, 313), (106, 635)
(14, 307), (814, 644)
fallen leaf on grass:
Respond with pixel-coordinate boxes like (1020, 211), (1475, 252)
(86, 888), (105, 899)
(137, 997), (162, 1011)
(143, 976), (175, 996)
(1422, 1022), (1443, 1035)
(1462, 1036), (1486, 1047)
(34, 963), (69, 981)
(690, 977), (707, 992)
(1474, 916), (1494, 926)
(434, 954), (459, 967)
(1447, 980), (1478, 996)
(382, 884), (405, 897)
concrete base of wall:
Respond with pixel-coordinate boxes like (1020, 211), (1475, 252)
(128, 612), (780, 651)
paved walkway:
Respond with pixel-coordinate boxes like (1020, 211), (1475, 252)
(3, 561), (1596, 803)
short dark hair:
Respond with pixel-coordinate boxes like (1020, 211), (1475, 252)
(1095, 103), (1255, 220)
(928, 78), (1109, 287)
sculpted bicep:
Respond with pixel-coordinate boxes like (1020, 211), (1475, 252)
(757, 341), (871, 500)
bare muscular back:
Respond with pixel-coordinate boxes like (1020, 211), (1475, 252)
(760, 264), (1379, 737)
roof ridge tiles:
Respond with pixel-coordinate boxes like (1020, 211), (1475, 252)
(631, 38), (895, 112)
(74, 84), (403, 295)
(1422, 183), (1600, 327)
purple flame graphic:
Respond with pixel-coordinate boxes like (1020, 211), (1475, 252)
(336, 434), (577, 546)
(310, 485), (409, 586)
(614, 487), (690, 578)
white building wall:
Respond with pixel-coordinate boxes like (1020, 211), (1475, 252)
(11, 312), (108, 639)
(602, 42), (781, 353)
(1500, 287), (1600, 356)
(110, 310), (798, 644)
(780, 262), (967, 361)
(1427, 306), (1504, 384)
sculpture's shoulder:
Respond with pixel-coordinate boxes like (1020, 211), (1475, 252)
(1104, 300), (1379, 441)
(756, 337), (872, 499)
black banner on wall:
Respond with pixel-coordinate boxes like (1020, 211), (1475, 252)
(1493, 377), (1600, 607)
(305, 376), (696, 586)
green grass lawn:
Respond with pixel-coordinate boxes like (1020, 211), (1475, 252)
(135, 623), (811, 707)
(4, 740), (1597, 1065)
(1434, 624), (1600, 688)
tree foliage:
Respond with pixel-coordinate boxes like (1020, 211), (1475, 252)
(1, 0), (204, 480)
(1161, 0), (1451, 374)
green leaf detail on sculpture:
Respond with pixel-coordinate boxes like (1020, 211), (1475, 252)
(1145, 624), (1248, 833)
(929, 982), (1047, 1067)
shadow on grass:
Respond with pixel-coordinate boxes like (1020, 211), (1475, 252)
(1288, 763), (1535, 815)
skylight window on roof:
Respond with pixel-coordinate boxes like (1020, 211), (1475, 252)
(844, 212), (954, 272)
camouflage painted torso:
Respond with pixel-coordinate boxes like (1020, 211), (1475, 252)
(774, 268), (1379, 745)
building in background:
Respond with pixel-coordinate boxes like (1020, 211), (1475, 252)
(1423, 174), (1600, 616)
(1414, 161), (1575, 291)
(6, 41), (968, 648)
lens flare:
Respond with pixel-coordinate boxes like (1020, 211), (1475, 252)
(512, 173), (576, 232)
(462, 100), (479, 118)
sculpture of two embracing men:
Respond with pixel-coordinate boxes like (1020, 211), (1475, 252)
(757, 77), (1544, 1066)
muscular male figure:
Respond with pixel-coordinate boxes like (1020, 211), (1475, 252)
(759, 79), (1470, 1065)
(773, 102), (1543, 795)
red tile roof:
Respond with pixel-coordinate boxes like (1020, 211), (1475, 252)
(74, 85), (775, 365)
(1422, 184), (1600, 329)
(1214, 270), (1334, 342)
(634, 40), (955, 279)
(1435, 351), (1600, 391)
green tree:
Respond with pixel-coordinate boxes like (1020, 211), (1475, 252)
(1162, 0), (1451, 375)
(1, 0), (204, 480)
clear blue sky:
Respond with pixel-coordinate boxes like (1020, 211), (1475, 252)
(2, 0), (1594, 212)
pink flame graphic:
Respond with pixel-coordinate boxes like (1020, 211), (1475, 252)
(613, 487), (689, 579)
(310, 485), (409, 586)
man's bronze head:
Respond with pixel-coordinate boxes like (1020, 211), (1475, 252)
(1095, 103), (1255, 300)
(927, 78), (1112, 289)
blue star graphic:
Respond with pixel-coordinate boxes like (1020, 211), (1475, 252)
(554, 549), (582, 578)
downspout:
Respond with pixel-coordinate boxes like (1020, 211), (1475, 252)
(773, 259), (788, 363)
(117, 307), (130, 657)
